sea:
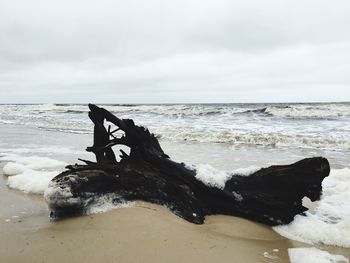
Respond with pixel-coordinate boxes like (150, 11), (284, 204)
(0, 103), (349, 258)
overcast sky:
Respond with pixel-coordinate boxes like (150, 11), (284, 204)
(0, 0), (349, 103)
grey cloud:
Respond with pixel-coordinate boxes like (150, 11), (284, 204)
(0, 0), (349, 103)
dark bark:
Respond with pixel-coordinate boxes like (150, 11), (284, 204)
(45, 104), (330, 226)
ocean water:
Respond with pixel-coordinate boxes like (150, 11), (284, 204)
(0, 103), (349, 155)
(0, 103), (350, 254)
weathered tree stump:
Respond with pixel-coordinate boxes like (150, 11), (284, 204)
(45, 104), (330, 226)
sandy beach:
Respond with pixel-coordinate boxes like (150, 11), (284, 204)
(0, 172), (294, 263)
(1, 163), (349, 263)
(0, 202), (291, 262)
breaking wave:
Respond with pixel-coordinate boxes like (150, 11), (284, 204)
(0, 103), (349, 150)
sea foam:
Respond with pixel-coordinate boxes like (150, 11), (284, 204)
(3, 162), (26, 176)
(195, 164), (259, 189)
(2, 155), (66, 194)
(274, 168), (350, 248)
(7, 169), (59, 194)
(86, 194), (134, 214)
(1, 154), (66, 169)
(288, 248), (348, 263)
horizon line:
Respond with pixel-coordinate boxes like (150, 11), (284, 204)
(0, 101), (349, 105)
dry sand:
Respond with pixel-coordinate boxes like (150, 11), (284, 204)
(1, 169), (349, 263)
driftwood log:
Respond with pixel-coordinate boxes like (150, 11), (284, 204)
(45, 104), (330, 226)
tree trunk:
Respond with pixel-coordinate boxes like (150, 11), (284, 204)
(45, 104), (330, 226)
